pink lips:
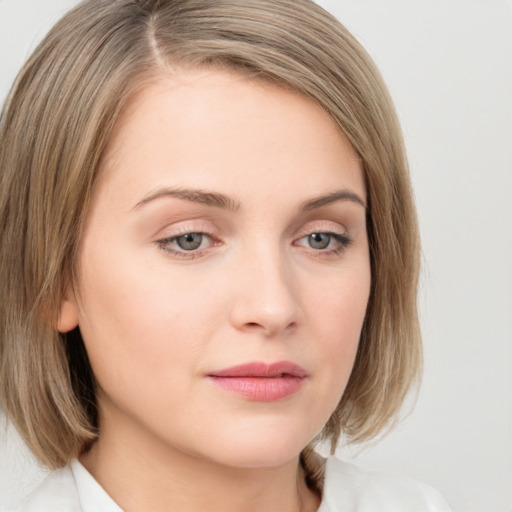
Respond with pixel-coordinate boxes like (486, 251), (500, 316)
(207, 361), (307, 401)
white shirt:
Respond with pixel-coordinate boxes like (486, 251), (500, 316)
(9, 457), (452, 512)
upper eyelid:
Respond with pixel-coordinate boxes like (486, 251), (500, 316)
(298, 226), (347, 234)
(153, 220), (217, 239)
(152, 216), (350, 239)
(155, 225), (349, 240)
(293, 221), (349, 237)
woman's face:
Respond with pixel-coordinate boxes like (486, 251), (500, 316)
(61, 69), (370, 468)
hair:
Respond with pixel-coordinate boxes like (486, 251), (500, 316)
(0, 0), (421, 471)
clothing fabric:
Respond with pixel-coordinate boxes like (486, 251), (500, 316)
(9, 456), (452, 512)
(317, 457), (451, 512)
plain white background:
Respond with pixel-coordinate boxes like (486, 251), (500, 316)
(0, 1), (511, 511)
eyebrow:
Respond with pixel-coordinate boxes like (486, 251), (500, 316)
(299, 190), (367, 211)
(132, 187), (241, 212)
(132, 187), (366, 212)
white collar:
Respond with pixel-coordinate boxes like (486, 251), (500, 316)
(70, 460), (122, 512)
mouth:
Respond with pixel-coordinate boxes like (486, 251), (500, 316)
(207, 361), (307, 401)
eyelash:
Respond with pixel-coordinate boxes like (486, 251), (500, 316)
(156, 230), (219, 260)
(294, 231), (353, 255)
(156, 230), (352, 260)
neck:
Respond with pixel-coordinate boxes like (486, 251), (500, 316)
(80, 413), (321, 512)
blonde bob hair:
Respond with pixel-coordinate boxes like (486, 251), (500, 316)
(0, 0), (421, 470)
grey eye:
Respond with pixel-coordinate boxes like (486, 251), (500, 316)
(176, 233), (203, 251)
(308, 233), (331, 249)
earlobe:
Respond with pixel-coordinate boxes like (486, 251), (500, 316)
(57, 287), (79, 333)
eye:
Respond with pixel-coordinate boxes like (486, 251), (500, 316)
(295, 231), (352, 254)
(175, 233), (204, 251)
(308, 233), (331, 250)
(157, 231), (217, 257)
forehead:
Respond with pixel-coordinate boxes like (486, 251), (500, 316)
(97, 67), (364, 208)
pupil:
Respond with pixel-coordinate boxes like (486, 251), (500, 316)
(177, 233), (202, 250)
(309, 233), (330, 249)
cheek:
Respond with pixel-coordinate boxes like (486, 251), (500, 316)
(304, 264), (370, 387)
(310, 262), (370, 336)
(75, 244), (222, 389)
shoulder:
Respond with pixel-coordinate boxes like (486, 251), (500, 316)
(6, 466), (82, 512)
(320, 456), (452, 512)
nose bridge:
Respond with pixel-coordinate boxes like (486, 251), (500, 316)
(229, 236), (299, 336)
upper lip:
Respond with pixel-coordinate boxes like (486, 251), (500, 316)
(208, 361), (307, 378)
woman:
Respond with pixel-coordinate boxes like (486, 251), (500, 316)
(0, 0), (451, 510)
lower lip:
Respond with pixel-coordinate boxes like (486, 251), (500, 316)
(208, 376), (305, 401)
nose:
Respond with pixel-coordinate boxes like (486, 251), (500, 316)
(228, 245), (300, 337)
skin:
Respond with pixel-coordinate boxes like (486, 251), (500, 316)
(59, 68), (371, 512)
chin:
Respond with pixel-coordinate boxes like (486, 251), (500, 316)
(211, 448), (302, 470)
(195, 427), (312, 470)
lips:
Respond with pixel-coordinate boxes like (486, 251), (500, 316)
(207, 361), (307, 401)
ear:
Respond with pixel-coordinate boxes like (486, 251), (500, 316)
(56, 285), (79, 333)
